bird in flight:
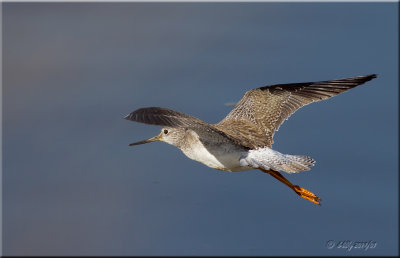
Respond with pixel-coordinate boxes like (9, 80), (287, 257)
(125, 74), (377, 205)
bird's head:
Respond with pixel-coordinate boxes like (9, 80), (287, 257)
(129, 127), (185, 147)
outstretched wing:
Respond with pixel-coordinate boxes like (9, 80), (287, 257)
(124, 107), (207, 127)
(124, 107), (251, 148)
(216, 74), (377, 148)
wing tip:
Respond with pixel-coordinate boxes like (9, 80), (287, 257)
(124, 111), (139, 121)
(124, 107), (160, 122)
(361, 73), (377, 82)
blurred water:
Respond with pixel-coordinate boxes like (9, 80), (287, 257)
(3, 2), (398, 256)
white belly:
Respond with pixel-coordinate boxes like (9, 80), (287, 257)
(180, 138), (251, 172)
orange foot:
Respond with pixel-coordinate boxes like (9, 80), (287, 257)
(292, 185), (322, 205)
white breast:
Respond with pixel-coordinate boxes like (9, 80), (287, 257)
(180, 130), (251, 172)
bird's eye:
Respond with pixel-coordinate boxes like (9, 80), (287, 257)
(163, 129), (169, 134)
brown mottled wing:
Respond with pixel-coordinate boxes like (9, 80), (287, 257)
(215, 74), (377, 148)
(124, 107), (249, 147)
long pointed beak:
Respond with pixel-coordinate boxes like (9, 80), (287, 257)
(129, 134), (162, 146)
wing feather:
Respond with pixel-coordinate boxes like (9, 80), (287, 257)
(216, 74), (377, 148)
(124, 107), (206, 127)
(124, 107), (251, 148)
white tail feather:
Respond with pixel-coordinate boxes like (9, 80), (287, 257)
(240, 147), (316, 173)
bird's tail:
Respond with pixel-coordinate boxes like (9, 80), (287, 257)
(241, 147), (316, 173)
(279, 154), (316, 173)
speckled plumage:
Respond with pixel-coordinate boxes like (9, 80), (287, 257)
(126, 74), (376, 152)
(125, 74), (377, 205)
(215, 74), (377, 148)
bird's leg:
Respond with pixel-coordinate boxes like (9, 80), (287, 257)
(259, 168), (322, 205)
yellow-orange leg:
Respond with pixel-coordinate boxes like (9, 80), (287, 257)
(259, 168), (322, 205)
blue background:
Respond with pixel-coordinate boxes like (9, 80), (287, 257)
(3, 2), (398, 256)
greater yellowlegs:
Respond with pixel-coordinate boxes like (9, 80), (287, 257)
(125, 74), (377, 205)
